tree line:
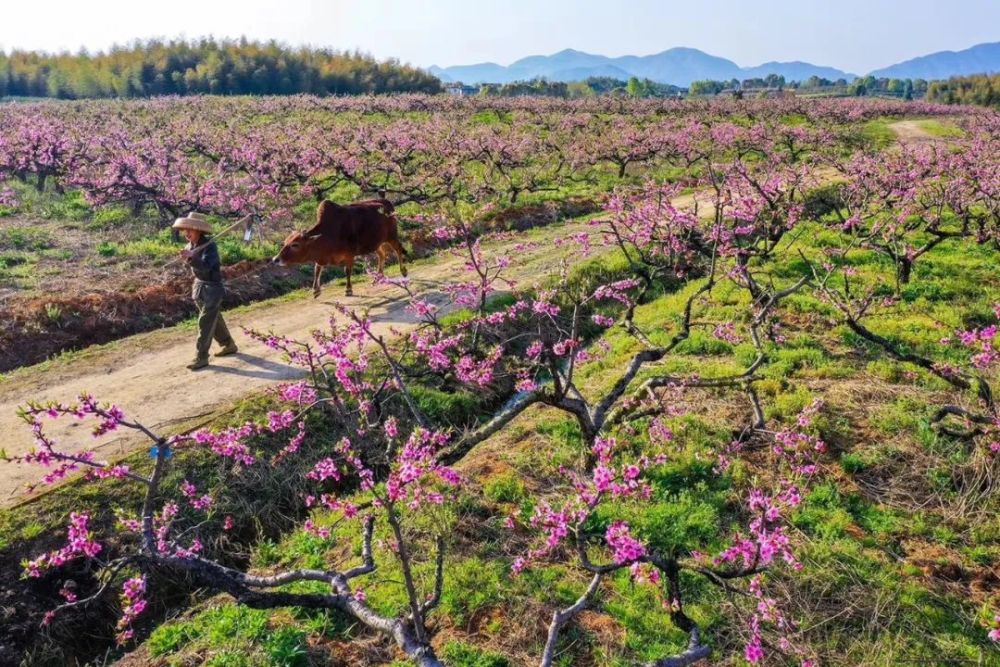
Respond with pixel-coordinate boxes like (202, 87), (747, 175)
(470, 76), (683, 98)
(689, 73), (792, 95)
(926, 73), (1000, 108)
(0, 38), (442, 99)
(689, 74), (931, 99)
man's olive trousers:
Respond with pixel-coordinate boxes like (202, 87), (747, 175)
(192, 281), (235, 362)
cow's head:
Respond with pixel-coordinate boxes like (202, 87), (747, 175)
(272, 231), (318, 265)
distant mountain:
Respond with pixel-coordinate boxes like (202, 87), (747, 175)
(431, 42), (1000, 87)
(428, 66), (454, 83)
(870, 42), (1000, 80)
(549, 64), (636, 81)
(431, 62), (513, 84)
(741, 61), (853, 82)
(430, 47), (855, 86)
(610, 48), (744, 85)
(509, 49), (612, 78)
(430, 50), (631, 85)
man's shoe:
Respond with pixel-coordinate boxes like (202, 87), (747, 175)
(187, 358), (209, 371)
(215, 343), (239, 357)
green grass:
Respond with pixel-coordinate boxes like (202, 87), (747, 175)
(441, 558), (508, 628)
(860, 119), (898, 149)
(0, 226), (53, 251)
(482, 473), (527, 504)
(94, 225), (280, 263)
(914, 118), (965, 139)
(410, 385), (485, 427)
(96, 240), (118, 257)
(88, 204), (134, 229)
(440, 641), (511, 667)
(44, 190), (92, 221)
(147, 605), (308, 666)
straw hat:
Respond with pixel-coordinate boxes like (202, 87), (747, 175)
(172, 212), (213, 233)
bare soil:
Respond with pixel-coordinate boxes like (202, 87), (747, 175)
(889, 118), (953, 146)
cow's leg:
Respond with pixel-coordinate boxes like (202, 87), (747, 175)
(313, 264), (323, 298)
(345, 258), (354, 296)
(391, 240), (408, 277)
(376, 245), (387, 274)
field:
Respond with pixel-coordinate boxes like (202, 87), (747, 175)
(0, 94), (998, 667)
(0, 95), (972, 370)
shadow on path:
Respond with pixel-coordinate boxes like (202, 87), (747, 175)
(198, 353), (305, 381)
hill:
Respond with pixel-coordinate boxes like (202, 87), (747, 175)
(431, 46), (857, 86)
(431, 42), (1000, 87)
(871, 42), (1000, 80)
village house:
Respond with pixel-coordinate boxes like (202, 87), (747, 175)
(444, 82), (480, 96)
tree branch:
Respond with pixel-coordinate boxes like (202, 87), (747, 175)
(438, 390), (542, 465)
(420, 536), (445, 615)
(539, 572), (603, 667)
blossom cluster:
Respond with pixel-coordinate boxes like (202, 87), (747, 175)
(9, 396), (132, 487)
(719, 399), (826, 475)
(386, 429), (461, 508)
(179, 479), (213, 511)
(512, 436), (664, 573)
(189, 400), (306, 466)
(115, 576), (148, 644)
(951, 306), (1000, 370)
(25, 512), (101, 577)
(714, 485), (803, 572)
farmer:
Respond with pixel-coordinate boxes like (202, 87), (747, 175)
(172, 212), (238, 370)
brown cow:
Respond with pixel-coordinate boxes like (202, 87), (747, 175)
(272, 198), (408, 297)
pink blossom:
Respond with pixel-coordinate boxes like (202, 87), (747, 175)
(713, 322), (742, 344)
(592, 314), (616, 327)
(384, 416), (399, 440)
(744, 635), (764, 663)
(605, 521), (646, 564)
(116, 576), (147, 645)
(308, 458), (342, 482)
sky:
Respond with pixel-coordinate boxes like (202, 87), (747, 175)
(1, 0), (998, 75)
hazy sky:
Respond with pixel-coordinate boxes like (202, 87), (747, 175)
(1, 0), (997, 74)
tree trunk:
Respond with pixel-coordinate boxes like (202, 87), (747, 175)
(897, 258), (912, 285)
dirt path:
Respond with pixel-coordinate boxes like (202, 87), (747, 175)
(888, 119), (952, 146)
(0, 213), (621, 507)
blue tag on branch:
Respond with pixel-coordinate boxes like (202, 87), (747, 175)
(149, 445), (173, 459)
